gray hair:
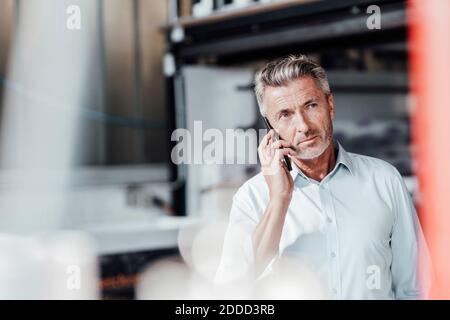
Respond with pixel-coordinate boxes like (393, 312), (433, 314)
(254, 54), (331, 116)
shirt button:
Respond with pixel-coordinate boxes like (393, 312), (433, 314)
(332, 288), (337, 294)
(326, 217), (332, 223)
(330, 252), (336, 258)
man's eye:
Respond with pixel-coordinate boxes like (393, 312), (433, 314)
(307, 103), (318, 109)
(280, 111), (289, 118)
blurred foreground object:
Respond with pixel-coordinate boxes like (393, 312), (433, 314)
(0, 0), (94, 231)
(0, 231), (99, 299)
(137, 220), (324, 299)
(409, 0), (450, 299)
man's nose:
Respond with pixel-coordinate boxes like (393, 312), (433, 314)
(292, 110), (311, 134)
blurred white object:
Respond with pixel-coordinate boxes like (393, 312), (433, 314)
(234, 0), (254, 8)
(0, 234), (47, 299)
(37, 231), (99, 299)
(136, 255), (253, 300)
(136, 257), (192, 300)
(185, 221), (227, 281)
(0, 231), (99, 299)
(179, 220), (229, 281)
(0, 0), (94, 231)
(192, 0), (214, 17)
(177, 220), (254, 299)
(213, 222), (255, 285)
(139, 221), (325, 299)
(177, 219), (255, 299)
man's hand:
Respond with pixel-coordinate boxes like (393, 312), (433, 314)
(258, 129), (295, 202)
(252, 129), (296, 277)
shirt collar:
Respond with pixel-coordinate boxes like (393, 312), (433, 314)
(289, 139), (353, 182)
(335, 140), (353, 175)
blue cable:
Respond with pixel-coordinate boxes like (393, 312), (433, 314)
(0, 74), (166, 130)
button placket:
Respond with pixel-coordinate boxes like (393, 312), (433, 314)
(321, 181), (341, 298)
(328, 181), (342, 298)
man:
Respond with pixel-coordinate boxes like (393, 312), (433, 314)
(215, 54), (430, 299)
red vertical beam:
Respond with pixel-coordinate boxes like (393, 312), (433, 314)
(409, 0), (450, 299)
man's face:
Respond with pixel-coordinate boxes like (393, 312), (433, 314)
(264, 76), (335, 160)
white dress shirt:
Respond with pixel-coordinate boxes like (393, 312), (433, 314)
(215, 141), (430, 299)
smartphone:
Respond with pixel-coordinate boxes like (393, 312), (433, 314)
(263, 117), (292, 171)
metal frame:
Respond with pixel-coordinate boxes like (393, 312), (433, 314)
(169, 0), (406, 62)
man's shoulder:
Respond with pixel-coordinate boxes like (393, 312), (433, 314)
(347, 151), (402, 180)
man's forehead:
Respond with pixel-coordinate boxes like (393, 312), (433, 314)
(265, 78), (322, 106)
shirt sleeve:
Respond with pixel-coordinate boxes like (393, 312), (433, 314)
(390, 171), (432, 299)
(214, 185), (278, 284)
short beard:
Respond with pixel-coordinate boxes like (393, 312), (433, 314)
(296, 136), (331, 160)
(296, 121), (333, 160)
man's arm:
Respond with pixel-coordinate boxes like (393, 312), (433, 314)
(252, 130), (294, 278)
(215, 130), (295, 283)
(390, 171), (432, 299)
(252, 196), (291, 277)
(214, 184), (291, 284)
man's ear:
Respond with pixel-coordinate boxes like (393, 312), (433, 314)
(327, 94), (335, 119)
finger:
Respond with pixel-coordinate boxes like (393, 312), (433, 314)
(274, 147), (295, 160)
(260, 131), (270, 147)
(259, 129), (274, 149)
(267, 129), (275, 145)
(264, 140), (274, 159)
(271, 140), (294, 150)
(265, 132), (276, 154)
(259, 139), (275, 165)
